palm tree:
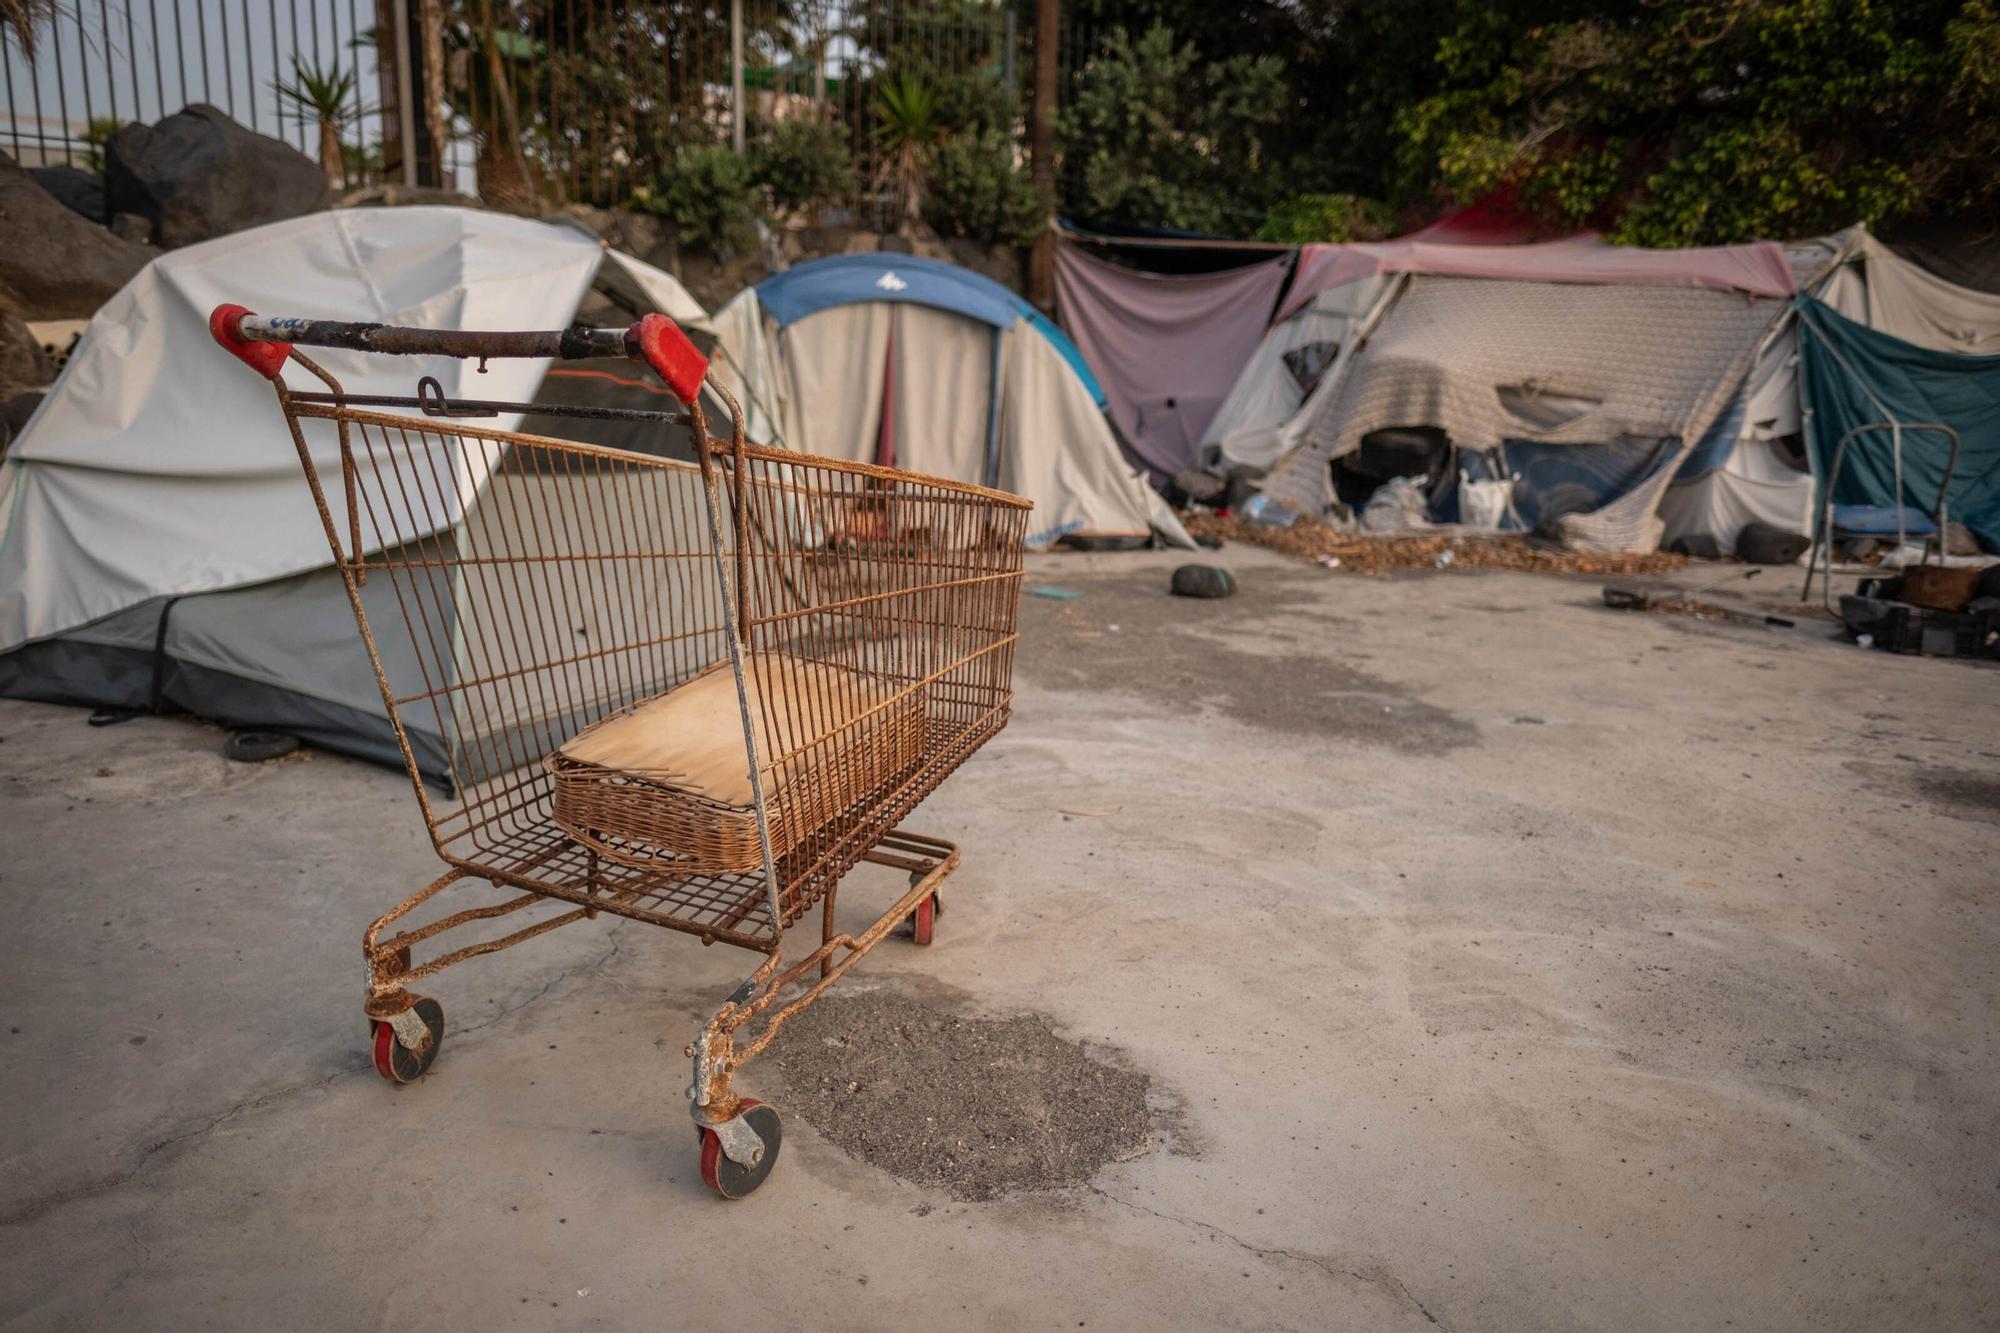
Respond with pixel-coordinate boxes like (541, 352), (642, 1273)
(274, 56), (370, 185)
(873, 73), (940, 235)
(0, 0), (58, 56)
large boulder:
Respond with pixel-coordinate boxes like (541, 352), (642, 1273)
(0, 153), (156, 319)
(104, 104), (328, 248)
(0, 312), (54, 398)
(29, 165), (106, 223)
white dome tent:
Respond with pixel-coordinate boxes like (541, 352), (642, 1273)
(0, 206), (715, 781)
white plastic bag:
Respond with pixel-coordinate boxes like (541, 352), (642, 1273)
(1360, 476), (1433, 533)
(1457, 470), (1514, 530)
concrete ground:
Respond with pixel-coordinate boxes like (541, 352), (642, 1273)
(1, 546), (1996, 1330)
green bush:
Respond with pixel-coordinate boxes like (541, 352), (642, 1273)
(1256, 193), (1396, 244)
(1059, 24), (1288, 234)
(750, 117), (857, 216)
(631, 145), (762, 253)
(925, 129), (1042, 245)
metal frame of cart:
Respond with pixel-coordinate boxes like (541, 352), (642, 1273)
(210, 305), (1029, 1198)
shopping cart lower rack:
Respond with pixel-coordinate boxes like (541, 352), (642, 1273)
(211, 304), (1029, 1199)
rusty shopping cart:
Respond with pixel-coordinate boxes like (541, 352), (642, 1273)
(210, 304), (1028, 1198)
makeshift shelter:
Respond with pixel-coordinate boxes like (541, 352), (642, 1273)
(1247, 236), (1818, 551)
(1795, 295), (2000, 552)
(1053, 242), (1292, 484)
(1658, 228), (2000, 555)
(0, 206), (714, 781)
(705, 252), (1188, 550)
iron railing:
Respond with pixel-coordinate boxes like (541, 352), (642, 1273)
(1, 1), (1026, 222)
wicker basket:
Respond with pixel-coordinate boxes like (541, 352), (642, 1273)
(547, 658), (927, 874)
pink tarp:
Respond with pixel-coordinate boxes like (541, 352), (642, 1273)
(1055, 243), (1292, 483)
(1278, 234), (1796, 321)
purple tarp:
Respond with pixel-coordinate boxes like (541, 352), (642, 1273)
(1278, 235), (1797, 321)
(1055, 243), (1292, 483)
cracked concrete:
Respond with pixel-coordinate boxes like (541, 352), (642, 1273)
(1089, 1185), (1452, 1329)
(2, 545), (1997, 1330)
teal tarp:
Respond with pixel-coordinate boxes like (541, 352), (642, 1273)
(1796, 296), (2000, 552)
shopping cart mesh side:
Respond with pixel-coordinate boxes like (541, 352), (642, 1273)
(295, 401), (1028, 949)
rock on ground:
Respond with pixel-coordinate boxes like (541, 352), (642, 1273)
(105, 104), (328, 249)
(0, 153), (155, 319)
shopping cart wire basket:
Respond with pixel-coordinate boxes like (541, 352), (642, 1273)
(211, 304), (1029, 1198)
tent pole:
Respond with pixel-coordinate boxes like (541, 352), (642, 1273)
(983, 326), (1004, 488)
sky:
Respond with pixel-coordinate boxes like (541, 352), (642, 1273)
(2, 0), (387, 168)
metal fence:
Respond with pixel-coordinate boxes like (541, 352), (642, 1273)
(1, 1), (1022, 218)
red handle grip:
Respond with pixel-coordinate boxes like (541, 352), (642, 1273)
(209, 304), (292, 380)
(630, 314), (708, 404)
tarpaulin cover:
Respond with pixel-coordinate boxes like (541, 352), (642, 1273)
(1656, 228), (2000, 557)
(1796, 296), (2000, 551)
(1818, 230), (2000, 356)
(1262, 271), (1794, 550)
(0, 207), (718, 653)
(1054, 242), (1291, 482)
(1278, 235), (1796, 322)
(1878, 217), (2000, 298)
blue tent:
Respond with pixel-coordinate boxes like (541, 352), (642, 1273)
(755, 253), (1107, 408)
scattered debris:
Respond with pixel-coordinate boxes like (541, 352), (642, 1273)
(1603, 567), (1762, 614)
(1184, 512), (1690, 577)
(1028, 585), (1085, 600)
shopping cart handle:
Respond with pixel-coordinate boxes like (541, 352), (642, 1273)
(209, 303), (711, 405)
(627, 314), (708, 404)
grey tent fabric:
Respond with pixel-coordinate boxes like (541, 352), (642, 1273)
(0, 561), (453, 783)
(1261, 275), (1799, 550)
(1054, 243), (1291, 484)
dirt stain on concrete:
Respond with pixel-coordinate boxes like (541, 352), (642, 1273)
(1912, 770), (2000, 824)
(1846, 760), (2000, 827)
(772, 986), (1154, 1201)
(1020, 566), (1478, 755)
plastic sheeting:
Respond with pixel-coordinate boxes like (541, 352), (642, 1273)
(1796, 296), (2000, 552)
(1261, 273), (1792, 550)
(1818, 230), (2000, 356)
(1277, 235), (1796, 321)
(1054, 243), (1291, 482)
(1202, 273), (1396, 470)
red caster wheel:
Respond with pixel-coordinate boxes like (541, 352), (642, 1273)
(698, 1099), (783, 1199)
(370, 996), (444, 1084)
(911, 892), (939, 946)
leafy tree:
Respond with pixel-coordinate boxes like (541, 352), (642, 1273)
(1058, 24), (1288, 233)
(1257, 193), (1396, 244)
(1389, 0), (2000, 244)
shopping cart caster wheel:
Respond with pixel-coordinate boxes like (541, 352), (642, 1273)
(911, 892), (938, 946)
(370, 997), (444, 1084)
(699, 1099), (782, 1200)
